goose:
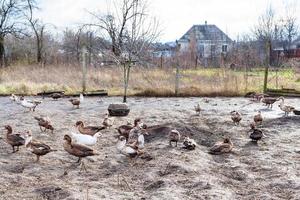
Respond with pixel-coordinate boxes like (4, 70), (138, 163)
(194, 103), (201, 115)
(116, 118), (142, 139)
(183, 136), (197, 150)
(20, 97), (39, 112)
(249, 123), (263, 143)
(4, 125), (25, 153)
(230, 111), (242, 125)
(102, 113), (114, 128)
(75, 121), (105, 136)
(209, 138), (233, 155)
(63, 135), (98, 172)
(34, 117), (54, 133)
(277, 97), (295, 116)
(168, 129), (181, 147)
(253, 111), (263, 125)
(24, 132), (56, 162)
(260, 97), (278, 109)
(70, 131), (101, 146)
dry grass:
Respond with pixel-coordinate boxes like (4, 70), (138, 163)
(0, 64), (299, 96)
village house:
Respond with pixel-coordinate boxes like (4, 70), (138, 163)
(178, 21), (233, 66)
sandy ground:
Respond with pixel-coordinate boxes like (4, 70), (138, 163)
(0, 96), (299, 200)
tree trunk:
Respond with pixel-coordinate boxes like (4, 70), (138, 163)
(123, 62), (131, 103)
(37, 38), (42, 63)
(0, 35), (5, 67)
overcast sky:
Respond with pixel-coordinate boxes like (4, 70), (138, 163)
(37, 0), (300, 42)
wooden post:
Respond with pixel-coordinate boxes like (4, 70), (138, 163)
(82, 46), (88, 93)
(160, 54), (163, 68)
(275, 69), (278, 89)
(263, 65), (269, 93)
(175, 40), (180, 96)
(175, 66), (179, 96)
(263, 40), (271, 93)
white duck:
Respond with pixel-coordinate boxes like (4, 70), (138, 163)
(20, 97), (39, 111)
(80, 93), (84, 102)
(116, 136), (139, 158)
(70, 131), (102, 146)
(10, 94), (18, 102)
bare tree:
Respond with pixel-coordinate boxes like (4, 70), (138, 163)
(24, 0), (47, 64)
(89, 0), (160, 102)
(254, 5), (278, 92)
(282, 1), (298, 50)
(0, 0), (25, 66)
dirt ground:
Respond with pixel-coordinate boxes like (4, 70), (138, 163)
(0, 96), (299, 200)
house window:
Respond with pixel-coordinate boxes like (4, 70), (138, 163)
(222, 45), (228, 53)
(198, 44), (204, 57)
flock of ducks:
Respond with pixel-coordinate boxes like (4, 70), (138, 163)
(207, 94), (297, 154)
(2, 93), (297, 172)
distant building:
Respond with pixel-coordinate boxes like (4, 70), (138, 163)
(178, 21), (233, 66)
(290, 37), (300, 57)
(152, 42), (177, 58)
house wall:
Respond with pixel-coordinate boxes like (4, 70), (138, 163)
(179, 40), (232, 58)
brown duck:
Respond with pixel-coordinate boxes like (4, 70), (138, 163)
(253, 111), (263, 125)
(209, 138), (233, 155)
(116, 118), (143, 139)
(69, 99), (80, 108)
(34, 117), (54, 133)
(230, 111), (242, 125)
(4, 125), (25, 153)
(50, 93), (63, 100)
(63, 135), (98, 171)
(260, 97), (278, 109)
(24, 132), (56, 162)
(75, 121), (105, 136)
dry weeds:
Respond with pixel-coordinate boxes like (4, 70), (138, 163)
(0, 64), (299, 96)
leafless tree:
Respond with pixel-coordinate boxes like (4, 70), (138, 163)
(254, 5), (278, 92)
(254, 5), (277, 66)
(89, 0), (160, 102)
(24, 0), (47, 64)
(0, 0), (25, 66)
(282, 1), (298, 50)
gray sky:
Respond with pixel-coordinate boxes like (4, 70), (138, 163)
(38, 0), (300, 42)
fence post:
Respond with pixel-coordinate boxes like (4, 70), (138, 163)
(82, 46), (88, 93)
(160, 54), (163, 68)
(263, 65), (269, 93)
(175, 40), (180, 96)
(175, 66), (179, 96)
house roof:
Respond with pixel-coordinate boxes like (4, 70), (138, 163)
(179, 24), (232, 43)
